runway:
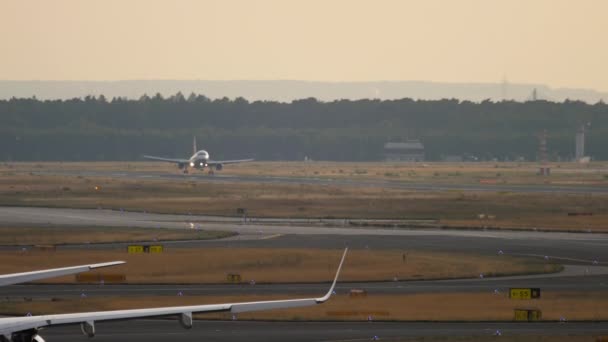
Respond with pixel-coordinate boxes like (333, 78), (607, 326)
(34, 169), (608, 194)
(2, 207), (608, 303)
(2, 207), (608, 264)
(39, 320), (608, 341)
(3, 206), (608, 340)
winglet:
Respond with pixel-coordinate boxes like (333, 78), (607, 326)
(316, 248), (348, 303)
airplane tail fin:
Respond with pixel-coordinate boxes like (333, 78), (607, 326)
(193, 136), (197, 154)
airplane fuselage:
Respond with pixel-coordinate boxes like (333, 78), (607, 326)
(188, 150), (210, 169)
(143, 137), (251, 173)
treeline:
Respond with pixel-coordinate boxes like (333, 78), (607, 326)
(0, 93), (606, 161)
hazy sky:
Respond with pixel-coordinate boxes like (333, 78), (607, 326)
(1, 0), (607, 91)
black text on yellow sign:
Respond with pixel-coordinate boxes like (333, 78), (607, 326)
(514, 309), (542, 321)
(226, 274), (242, 283)
(127, 245), (144, 254)
(509, 288), (541, 300)
(127, 245), (164, 254)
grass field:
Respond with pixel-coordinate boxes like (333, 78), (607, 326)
(0, 248), (559, 284)
(0, 226), (234, 245)
(1, 169), (607, 231)
(227, 161), (608, 187)
(2, 291), (607, 322)
(4, 161), (608, 186)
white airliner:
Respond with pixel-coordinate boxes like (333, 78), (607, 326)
(0, 249), (347, 342)
(143, 137), (253, 174)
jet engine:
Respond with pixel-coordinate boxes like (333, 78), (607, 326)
(177, 163), (186, 170)
(6, 330), (45, 342)
(31, 335), (45, 342)
(215, 164), (223, 171)
(80, 321), (95, 338)
(179, 312), (193, 329)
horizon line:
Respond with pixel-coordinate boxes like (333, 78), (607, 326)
(1, 79), (607, 93)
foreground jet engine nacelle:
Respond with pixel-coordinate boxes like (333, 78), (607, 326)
(215, 164), (223, 171)
(179, 312), (193, 329)
(5, 329), (45, 342)
(177, 163), (186, 170)
(5, 332), (45, 342)
(80, 321), (95, 338)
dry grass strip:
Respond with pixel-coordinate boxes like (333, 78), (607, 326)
(2, 292), (607, 322)
(0, 248), (558, 284)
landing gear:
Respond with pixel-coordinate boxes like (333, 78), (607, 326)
(208, 169), (215, 175)
(183, 169), (189, 174)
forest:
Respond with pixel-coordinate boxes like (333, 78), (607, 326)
(1, 93), (606, 161)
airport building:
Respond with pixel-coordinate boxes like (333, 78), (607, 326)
(384, 141), (425, 162)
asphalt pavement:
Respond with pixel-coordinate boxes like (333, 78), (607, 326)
(4, 269), (608, 299)
(3, 208), (608, 271)
(39, 320), (608, 342)
(2, 206), (608, 266)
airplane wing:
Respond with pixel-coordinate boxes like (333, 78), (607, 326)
(207, 158), (254, 165)
(0, 261), (125, 287)
(142, 155), (190, 163)
(0, 249), (347, 340)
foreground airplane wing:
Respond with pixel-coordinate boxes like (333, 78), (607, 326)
(0, 261), (125, 287)
(0, 249), (347, 341)
(207, 158), (254, 165)
(142, 155), (190, 163)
